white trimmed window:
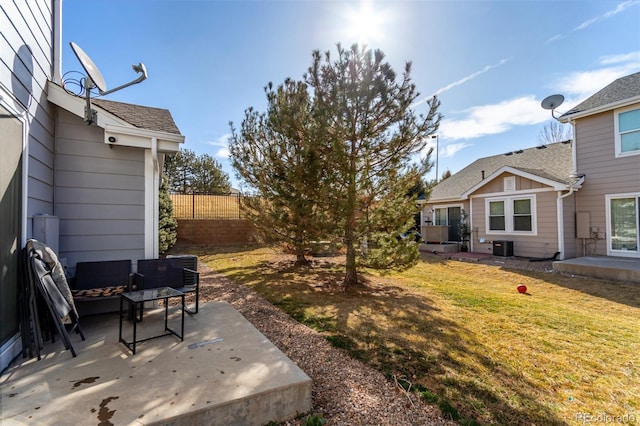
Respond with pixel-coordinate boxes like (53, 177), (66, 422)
(615, 106), (640, 157)
(606, 194), (639, 257)
(486, 195), (536, 234)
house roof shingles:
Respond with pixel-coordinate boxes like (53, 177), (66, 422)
(93, 98), (182, 135)
(560, 71), (640, 118)
(429, 141), (573, 202)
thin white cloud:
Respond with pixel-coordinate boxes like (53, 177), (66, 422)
(413, 58), (510, 107)
(547, 0), (639, 43)
(574, 0), (639, 31)
(208, 133), (231, 158)
(216, 147), (230, 158)
(433, 58), (510, 97)
(545, 34), (563, 45)
(554, 51), (640, 104)
(441, 142), (471, 158)
(439, 96), (548, 141)
(437, 49), (640, 142)
(599, 51), (640, 65)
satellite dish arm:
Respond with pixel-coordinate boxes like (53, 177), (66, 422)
(99, 63), (147, 96)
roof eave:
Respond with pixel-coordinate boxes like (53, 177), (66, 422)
(559, 95), (640, 122)
(47, 81), (184, 152)
(461, 166), (570, 198)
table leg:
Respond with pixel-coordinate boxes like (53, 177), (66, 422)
(119, 296), (123, 344)
(132, 301), (137, 354)
(164, 297), (169, 331)
(180, 294), (185, 340)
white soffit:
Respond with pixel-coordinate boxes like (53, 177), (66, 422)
(47, 81), (184, 152)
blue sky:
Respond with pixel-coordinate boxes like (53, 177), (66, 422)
(61, 0), (640, 190)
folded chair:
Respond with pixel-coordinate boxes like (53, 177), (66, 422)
(133, 257), (199, 317)
(29, 252), (85, 357)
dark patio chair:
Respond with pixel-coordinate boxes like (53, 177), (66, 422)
(133, 258), (199, 317)
(71, 260), (132, 316)
(29, 252), (85, 357)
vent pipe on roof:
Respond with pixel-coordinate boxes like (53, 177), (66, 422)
(481, 170), (485, 180)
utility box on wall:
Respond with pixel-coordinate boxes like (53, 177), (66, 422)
(576, 211), (591, 239)
(33, 215), (59, 254)
(493, 240), (514, 257)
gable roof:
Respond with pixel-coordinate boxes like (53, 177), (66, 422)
(429, 141), (574, 202)
(560, 72), (640, 120)
(92, 98), (182, 135)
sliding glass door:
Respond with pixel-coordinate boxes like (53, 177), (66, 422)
(608, 195), (639, 256)
(0, 104), (23, 347)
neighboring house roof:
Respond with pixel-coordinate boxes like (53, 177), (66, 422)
(429, 141), (574, 202)
(93, 98), (182, 135)
(560, 72), (640, 120)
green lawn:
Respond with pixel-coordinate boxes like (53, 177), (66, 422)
(197, 246), (640, 425)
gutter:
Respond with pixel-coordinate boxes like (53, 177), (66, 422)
(559, 95), (640, 122)
(52, 0), (63, 84)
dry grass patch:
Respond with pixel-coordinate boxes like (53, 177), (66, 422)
(198, 246), (640, 425)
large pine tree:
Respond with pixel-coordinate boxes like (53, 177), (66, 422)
(229, 79), (329, 265)
(306, 44), (440, 288)
(229, 45), (440, 287)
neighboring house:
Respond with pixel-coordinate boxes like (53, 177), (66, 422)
(422, 141), (580, 259)
(423, 71), (640, 263)
(1, 1), (184, 371)
(559, 72), (640, 259)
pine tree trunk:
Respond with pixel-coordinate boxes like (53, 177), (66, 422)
(294, 249), (310, 267)
(294, 233), (309, 267)
(344, 236), (358, 289)
(343, 145), (358, 289)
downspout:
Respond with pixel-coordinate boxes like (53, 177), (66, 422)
(569, 120), (578, 178)
(152, 137), (159, 258)
(143, 138), (160, 259)
(468, 198), (473, 253)
(52, 0), (63, 84)
(556, 175), (585, 261)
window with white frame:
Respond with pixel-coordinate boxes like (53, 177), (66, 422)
(434, 207), (447, 226)
(488, 201), (505, 231)
(486, 195), (535, 234)
(615, 106), (640, 156)
(607, 194), (639, 255)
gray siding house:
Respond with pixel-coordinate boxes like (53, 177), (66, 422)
(559, 72), (640, 259)
(422, 141), (580, 259)
(1, 1), (184, 371)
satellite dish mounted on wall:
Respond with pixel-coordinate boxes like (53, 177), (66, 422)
(541, 94), (565, 121)
(69, 42), (148, 125)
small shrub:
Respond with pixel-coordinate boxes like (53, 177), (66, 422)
(303, 414), (327, 426)
(439, 400), (461, 421)
(419, 390), (438, 403)
(325, 334), (355, 350)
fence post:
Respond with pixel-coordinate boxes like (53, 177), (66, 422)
(192, 193), (195, 219)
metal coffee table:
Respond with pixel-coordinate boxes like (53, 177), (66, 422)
(119, 287), (184, 354)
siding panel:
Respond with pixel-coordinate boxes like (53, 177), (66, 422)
(54, 110), (146, 265)
(470, 189), (560, 258)
(1, 1), (55, 222)
(574, 109), (640, 256)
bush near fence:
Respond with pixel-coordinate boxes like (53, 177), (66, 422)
(170, 193), (249, 220)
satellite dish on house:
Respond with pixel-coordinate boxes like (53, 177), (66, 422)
(541, 94), (565, 121)
(69, 42), (148, 124)
(69, 42), (107, 93)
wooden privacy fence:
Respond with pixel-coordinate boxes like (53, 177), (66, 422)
(170, 193), (252, 220)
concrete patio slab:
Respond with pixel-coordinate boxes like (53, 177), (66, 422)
(553, 256), (640, 283)
(1, 301), (312, 425)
